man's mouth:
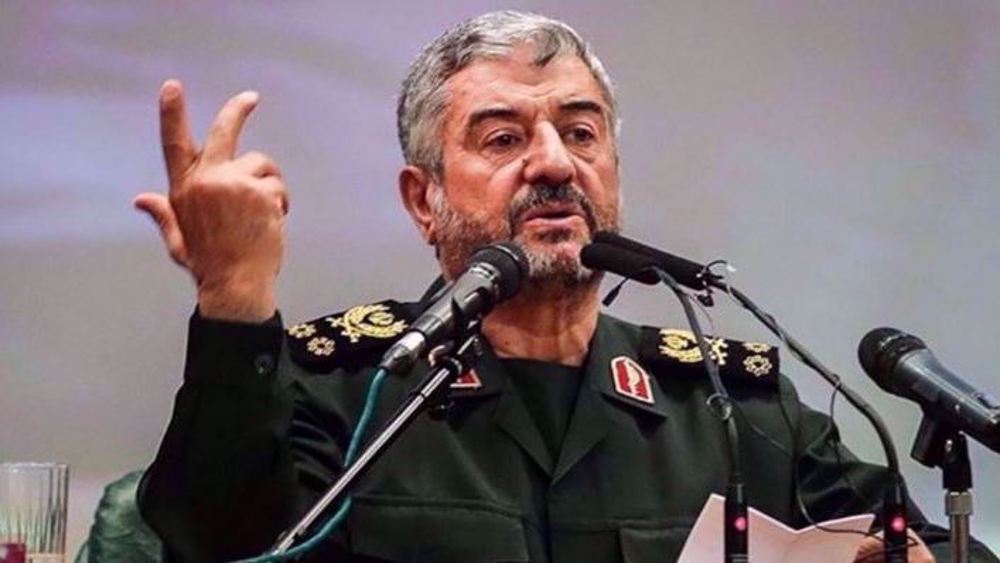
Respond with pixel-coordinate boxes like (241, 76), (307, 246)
(519, 203), (587, 228)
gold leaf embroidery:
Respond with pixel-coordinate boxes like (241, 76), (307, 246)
(658, 328), (728, 365)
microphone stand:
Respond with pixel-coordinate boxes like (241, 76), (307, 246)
(711, 282), (909, 563)
(581, 235), (910, 560)
(910, 415), (973, 563)
(653, 268), (748, 563)
(269, 327), (483, 556)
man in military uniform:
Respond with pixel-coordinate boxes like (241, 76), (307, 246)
(135, 11), (995, 563)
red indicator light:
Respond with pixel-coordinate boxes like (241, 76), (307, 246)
(890, 516), (906, 533)
(734, 516), (748, 532)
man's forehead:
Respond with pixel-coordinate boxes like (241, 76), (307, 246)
(443, 52), (607, 127)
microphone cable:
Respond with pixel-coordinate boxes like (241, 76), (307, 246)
(232, 366), (390, 563)
(704, 263), (919, 558)
(586, 236), (915, 559)
(603, 271), (891, 544)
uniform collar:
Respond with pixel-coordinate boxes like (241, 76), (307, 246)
(443, 314), (669, 481)
(444, 316), (669, 412)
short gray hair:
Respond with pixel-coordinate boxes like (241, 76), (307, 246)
(397, 10), (620, 180)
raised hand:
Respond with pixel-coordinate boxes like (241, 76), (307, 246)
(135, 79), (288, 322)
(853, 529), (935, 563)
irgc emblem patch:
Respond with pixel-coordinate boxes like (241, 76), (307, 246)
(327, 303), (407, 343)
(610, 356), (655, 404)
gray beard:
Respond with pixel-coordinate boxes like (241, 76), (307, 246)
(428, 183), (615, 289)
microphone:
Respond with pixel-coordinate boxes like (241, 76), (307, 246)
(591, 231), (721, 289)
(379, 242), (528, 374)
(859, 328), (1000, 453)
(580, 241), (661, 285)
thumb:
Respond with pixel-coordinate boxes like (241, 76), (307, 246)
(133, 192), (190, 268)
(853, 536), (882, 562)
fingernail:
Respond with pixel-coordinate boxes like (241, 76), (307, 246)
(161, 79), (180, 95)
(243, 91), (260, 105)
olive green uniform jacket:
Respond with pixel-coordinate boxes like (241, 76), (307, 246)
(138, 300), (997, 562)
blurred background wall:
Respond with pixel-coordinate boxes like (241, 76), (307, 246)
(2, 0), (998, 555)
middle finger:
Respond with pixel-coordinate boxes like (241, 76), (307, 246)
(202, 90), (260, 164)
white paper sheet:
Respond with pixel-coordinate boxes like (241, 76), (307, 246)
(678, 494), (875, 563)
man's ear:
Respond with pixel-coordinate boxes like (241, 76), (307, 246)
(398, 165), (438, 245)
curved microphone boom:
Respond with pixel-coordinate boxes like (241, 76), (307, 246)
(581, 235), (905, 474)
(582, 238), (750, 562)
(583, 233), (912, 562)
(379, 242), (528, 374)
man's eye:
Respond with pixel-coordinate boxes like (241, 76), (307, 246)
(486, 133), (520, 148)
(566, 127), (596, 144)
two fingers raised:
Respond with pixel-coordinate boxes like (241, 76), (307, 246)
(158, 79), (261, 187)
(141, 79), (287, 269)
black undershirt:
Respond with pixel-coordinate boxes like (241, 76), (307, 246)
(500, 358), (583, 464)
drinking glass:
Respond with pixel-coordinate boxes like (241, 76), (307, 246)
(0, 463), (68, 563)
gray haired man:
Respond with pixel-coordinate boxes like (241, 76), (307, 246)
(138, 11), (992, 563)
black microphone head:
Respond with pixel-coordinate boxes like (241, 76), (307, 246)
(592, 231), (718, 289)
(858, 327), (928, 391)
(466, 242), (528, 301)
(593, 231), (631, 246)
(580, 242), (661, 285)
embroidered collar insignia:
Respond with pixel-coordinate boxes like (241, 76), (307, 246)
(450, 368), (483, 390)
(610, 356), (655, 404)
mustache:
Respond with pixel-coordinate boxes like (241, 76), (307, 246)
(506, 183), (598, 233)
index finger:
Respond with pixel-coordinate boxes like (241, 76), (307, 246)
(201, 90), (260, 164)
(159, 79), (198, 187)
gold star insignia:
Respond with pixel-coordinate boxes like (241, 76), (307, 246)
(743, 355), (772, 377)
(306, 336), (336, 357)
(288, 323), (317, 339)
(743, 341), (772, 354)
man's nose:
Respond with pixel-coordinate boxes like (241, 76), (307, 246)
(522, 124), (574, 186)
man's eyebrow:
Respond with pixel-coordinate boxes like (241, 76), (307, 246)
(559, 99), (605, 116)
(465, 100), (605, 130)
(466, 106), (519, 129)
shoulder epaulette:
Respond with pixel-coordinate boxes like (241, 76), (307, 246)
(286, 300), (414, 372)
(640, 326), (780, 389)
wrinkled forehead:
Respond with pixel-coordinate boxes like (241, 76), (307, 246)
(440, 49), (610, 135)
